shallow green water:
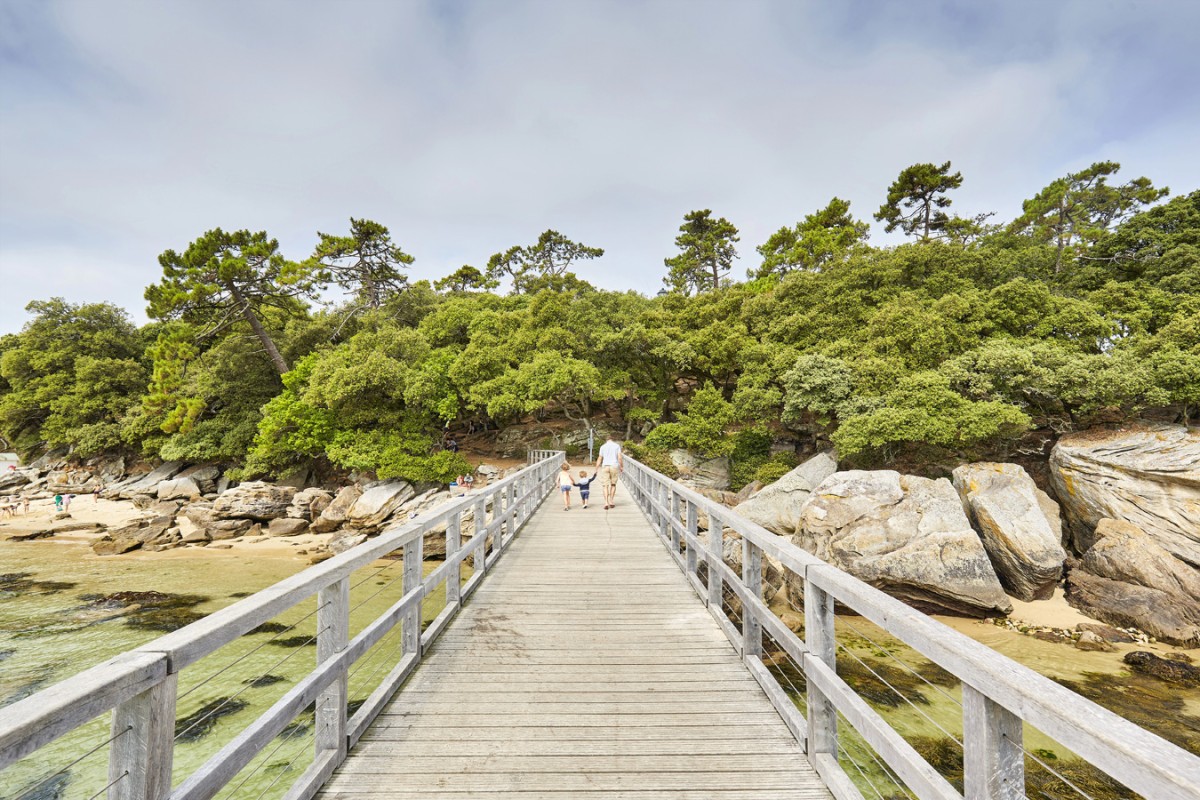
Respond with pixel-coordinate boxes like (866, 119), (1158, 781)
(0, 538), (449, 800)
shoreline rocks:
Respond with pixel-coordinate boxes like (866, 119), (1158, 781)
(951, 462), (1065, 602)
(734, 450), (837, 536)
(794, 470), (1012, 617)
(1050, 425), (1200, 566)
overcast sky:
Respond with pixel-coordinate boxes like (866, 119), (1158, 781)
(2, 0), (1198, 334)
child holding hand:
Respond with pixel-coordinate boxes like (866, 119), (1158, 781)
(558, 463), (577, 510)
(576, 470), (598, 508)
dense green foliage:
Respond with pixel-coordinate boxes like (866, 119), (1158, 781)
(3, 165), (1196, 486)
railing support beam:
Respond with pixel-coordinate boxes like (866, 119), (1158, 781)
(805, 575), (837, 761)
(315, 577), (349, 762)
(108, 673), (177, 800)
(964, 684), (1024, 800)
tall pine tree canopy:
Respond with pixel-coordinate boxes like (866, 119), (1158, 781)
(4, 166), (1196, 484)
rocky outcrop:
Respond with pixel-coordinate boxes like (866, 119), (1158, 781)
(92, 514), (177, 555)
(329, 530), (368, 554)
(46, 468), (98, 493)
(268, 518), (309, 537)
(735, 451), (837, 536)
(1050, 425), (1200, 565)
(1064, 519), (1200, 646)
(951, 462), (1065, 601)
(669, 449), (731, 491)
(794, 471), (1012, 617)
(287, 488), (334, 521)
(111, 461), (187, 499)
(347, 481), (415, 531)
(157, 477), (201, 501)
(176, 465), (220, 495)
(212, 481), (294, 521)
(311, 486), (362, 533)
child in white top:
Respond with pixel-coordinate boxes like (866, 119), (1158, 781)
(558, 463), (577, 510)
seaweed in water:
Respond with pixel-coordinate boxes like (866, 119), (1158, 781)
(0, 648), (15, 662)
(243, 674), (288, 688)
(0, 572), (77, 596)
(13, 771), (71, 800)
(73, 591), (210, 633)
(175, 697), (251, 742)
(1054, 670), (1200, 754)
(269, 635), (316, 648)
(229, 591), (253, 598)
(246, 621), (291, 636)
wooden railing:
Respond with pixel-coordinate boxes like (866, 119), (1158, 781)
(623, 457), (1200, 800)
(0, 452), (564, 800)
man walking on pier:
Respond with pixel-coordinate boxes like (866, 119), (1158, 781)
(595, 433), (623, 509)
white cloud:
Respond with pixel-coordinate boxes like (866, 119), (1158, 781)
(1, 0), (1197, 331)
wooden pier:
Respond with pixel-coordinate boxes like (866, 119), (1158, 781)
(318, 500), (829, 799)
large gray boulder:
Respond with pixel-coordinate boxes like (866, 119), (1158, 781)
(951, 462), (1066, 601)
(310, 485), (363, 533)
(795, 471), (1012, 617)
(287, 488), (334, 521)
(347, 481), (415, 531)
(46, 468), (98, 493)
(1066, 519), (1200, 646)
(157, 476), (201, 501)
(211, 481), (294, 521)
(669, 449), (732, 491)
(1049, 425), (1200, 566)
(734, 451), (838, 536)
(112, 461), (187, 499)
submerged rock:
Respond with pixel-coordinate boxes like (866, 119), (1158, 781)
(794, 470), (1012, 617)
(1049, 425), (1200, 565)
(734, 450), (838, 535)
(1124, 651), (1200, 686)
(952, 462), (1065, 601)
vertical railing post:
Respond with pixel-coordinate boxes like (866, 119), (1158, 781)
(685, 500), (698, 581)
(108, 674), (177, 800)
(805, 573), (837, 761)
(742, 538), (762, 658)
(403, 535), (423, 656)
(315, 577), (349, 761)
(447, 511), (462, 607)
(658, 482), (669, 541)
(474, 497), (488, 572)
(670, 490), (681, 554)
(963, 685), (1024, 800)
(707, 514), (724, 609)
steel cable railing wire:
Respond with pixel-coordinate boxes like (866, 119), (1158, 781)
(836, 615), (963, 709)
(177, 598), (329, 703)
(834, 638), (965, 750)
(12, 724), (132, 800)
(174, 624), (329, 744)
(216, 698), (330, 800)
(346, 623), (404, 697)
(843, 709), (919, 800)
(1020, 734), (1101, 800)
(84, 769), (128, 800)
(838, 738), (889, 800)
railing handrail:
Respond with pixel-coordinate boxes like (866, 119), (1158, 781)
(0, 452), (565, 799)
(622, 456), (1200, 800)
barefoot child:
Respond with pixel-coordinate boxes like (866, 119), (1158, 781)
(558, 463), (577, 510)
(576, 470), (597, 508)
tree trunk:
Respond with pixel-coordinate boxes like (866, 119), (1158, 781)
(228, 283), (289, 375)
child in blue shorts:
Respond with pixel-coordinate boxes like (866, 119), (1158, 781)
(576, 470), (598, 508)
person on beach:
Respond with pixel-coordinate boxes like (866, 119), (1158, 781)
(558, 463), (577, 510)
(576, 470), (597, 508)
(594, 434), (623, 509)
(53, 493), (63, 512)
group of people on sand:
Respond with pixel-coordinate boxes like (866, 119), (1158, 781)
(0, 496), (28, 517)
(559, 434), (623, 510)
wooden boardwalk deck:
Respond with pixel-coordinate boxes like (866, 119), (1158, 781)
(317, 490), (831, 799)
